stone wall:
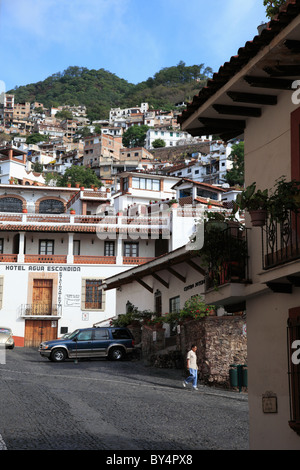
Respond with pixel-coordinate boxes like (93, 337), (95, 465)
(140, 325), (166, 357)
(177, 316), (247, 387)
(129, 316), (247, 388)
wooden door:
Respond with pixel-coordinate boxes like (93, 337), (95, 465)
(33, 279), (53, 315)
(25, 320), (58, 347)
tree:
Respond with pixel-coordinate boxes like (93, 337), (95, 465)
(225, 141), (244, 187)
(263, 0), (286, 18)
(32, 162), (43, 173)
(26, 133), (48, 145)
(152, 138), (166, 148)
(57, 165), (103, 188)
(55, 109), (73, 120)
(122, 125), (149, 148)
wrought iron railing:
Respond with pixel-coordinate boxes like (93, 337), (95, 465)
(20, 304), (62, 317)
(262, 210), (300, 269)
(204, 224), (250, 290)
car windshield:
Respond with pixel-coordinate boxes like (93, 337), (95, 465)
(67, 329), (80, 340)
(0, 328), (11, 334)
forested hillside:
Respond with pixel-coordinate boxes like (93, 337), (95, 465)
(9, 62), (213, 121)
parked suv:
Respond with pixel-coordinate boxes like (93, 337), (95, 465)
(38, 327), (135, 362)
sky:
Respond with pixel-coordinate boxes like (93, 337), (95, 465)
(0, 0), (268, 92)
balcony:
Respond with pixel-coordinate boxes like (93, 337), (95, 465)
(204, 224), (250, 288)
(203, 223), (250, 311)
(24, 255), (68, 264)
(123, 257), (155, 265)
(74, 255), (116, 264)
(262, 210), (300, 269)
(20, 303), (62, 318)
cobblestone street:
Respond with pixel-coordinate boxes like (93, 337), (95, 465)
(0, 348), (249, 451)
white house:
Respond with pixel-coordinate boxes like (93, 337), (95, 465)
(0, 181), (204, 348)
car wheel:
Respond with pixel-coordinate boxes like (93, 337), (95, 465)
(50, 348), (67, 362)
(109, 347), (124, 361)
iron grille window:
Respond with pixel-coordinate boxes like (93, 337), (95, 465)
(39, 240), (54, 255)
(0, 197), (22, 213)
(39, 199), (65, 214)
(85, 280), (103, 309)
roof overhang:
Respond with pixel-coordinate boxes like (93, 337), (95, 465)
(178, 1), (300, 140)
(103, 245), (205, 291)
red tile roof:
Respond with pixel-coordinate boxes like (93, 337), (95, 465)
(178, 0), (300, 126)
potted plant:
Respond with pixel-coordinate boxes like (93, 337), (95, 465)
(168, 198), (178, 208)
(179, 295), (215, 322)
(234, 182), (269, 226)
(268, 177), (300, 222)
(70, 208), (75, 215)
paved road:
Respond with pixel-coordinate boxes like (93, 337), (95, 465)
(0, 347), (249, 451)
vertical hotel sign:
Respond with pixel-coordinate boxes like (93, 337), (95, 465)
(58, 271), (62, 310)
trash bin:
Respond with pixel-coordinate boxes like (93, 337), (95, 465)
(229, 364), (239, 388)
(229, 364), (247, 392)
(242, 365), (248, 388)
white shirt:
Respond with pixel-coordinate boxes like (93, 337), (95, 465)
(187, 349), (198, 370)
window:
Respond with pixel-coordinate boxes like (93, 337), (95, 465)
(111, 328), (131, 339)
(0, 197), (22, 213)
(39, 199), (65, 214)
(94, 328), (109, 340)
(82, 279), (104, 310)
(169, 296), (180, 337)
(179, 188), (192, 198)
(197, 188), (218, 200)
(104, 241), (115, 256)
(77, 329), (93, 341)
(124, 242), (139, 257)
(39, 240), (54, 255)
(73, 240), (80, 256)
(132, 177), (160, 191)
(154, 290), (162, 315)
(169, 296), (180, 313)
(0, 239), (3, 254)
(123, 177), (129, 192)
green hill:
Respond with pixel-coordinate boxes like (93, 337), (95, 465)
(9, 62), (213, 121)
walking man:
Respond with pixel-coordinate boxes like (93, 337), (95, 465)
(183, 344), (198, 390)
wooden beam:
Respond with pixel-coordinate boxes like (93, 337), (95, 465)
(263, 65), (300, 77)
(284, 40), (300, 53)
(266, 282), (292, 293)
(227, 91), (277, 106)
(198, 117), (246, 130)
(213, 104), (261, 117)
(244, 76), (294, 90)
(167, 267), (186, 283)
(151, 273), (169, 289)
(186, 259), (206, 275)
(136, 278), (153, 293)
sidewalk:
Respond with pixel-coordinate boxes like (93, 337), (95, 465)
(138, 360), (248, 402)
